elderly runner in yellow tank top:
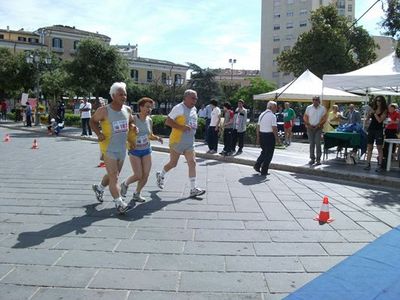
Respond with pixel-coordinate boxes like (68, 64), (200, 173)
(90, 82), (137, 214)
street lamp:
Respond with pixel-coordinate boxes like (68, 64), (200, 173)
(229, 58), (237, 82)
(25, 51), (52, 126)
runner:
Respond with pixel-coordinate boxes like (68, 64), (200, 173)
(120, 97), (163, 202)
(90, 82), (137, 214)
(155, 89), (205, 198)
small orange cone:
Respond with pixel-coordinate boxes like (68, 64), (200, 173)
(3, 134), (10, 142)
(97, 161), (106, 168)
(314, 196), (334, 223)
(31, 139), (39, 149)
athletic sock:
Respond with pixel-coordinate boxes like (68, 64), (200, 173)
(189, 177), (196, 189)
(160, 168), (167, 178)
(98, 184), (105, 191)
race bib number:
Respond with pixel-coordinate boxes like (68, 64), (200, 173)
(136, 135), (149, 146)
(112, 120), (128, 133)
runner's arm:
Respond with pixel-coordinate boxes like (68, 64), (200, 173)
(90, 107), (107, 141)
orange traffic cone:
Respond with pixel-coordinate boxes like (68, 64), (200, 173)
(314, 196), (334, 223)
(97, 161), (106, 168)
(31, 139), (39, 149)
(3, 134), (10, 142)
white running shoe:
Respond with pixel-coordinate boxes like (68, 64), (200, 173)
(132, 192), (146, 203)
(114, 198), (131, 214)
(156, 171), (164, 189)
(92, 184), (104, 203)
(190, 187), (206, 198)
(120, 182), (128, 198)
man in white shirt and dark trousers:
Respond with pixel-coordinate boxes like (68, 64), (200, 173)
(232, 99), (247, 155)
(206, 100), (221, 154)
(254, 101), (280, 176)
(79, 98), (92, 136)
(303, 96), (327, 165)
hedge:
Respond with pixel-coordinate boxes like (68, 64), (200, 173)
(151, 115), (206, 140)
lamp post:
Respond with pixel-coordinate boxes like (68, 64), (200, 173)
(229, 58), (237, 83)
(26, 50), (51, 126)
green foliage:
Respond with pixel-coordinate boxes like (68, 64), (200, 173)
(244, 123), (257, 144)
(6, 112), (15, 121)
(219, 82), (241, 103)
(187, 63), (219, 105)
(66, 39), (129, 97)
(277, 4), (377, 77)
(382, 0), (400, 39)
(151, 115), (170, 135)
(64, 113), (81, 126)
(232, 77), (276, 107)
(195, 117), (205, 139)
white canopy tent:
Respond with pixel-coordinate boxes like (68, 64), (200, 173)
(254, 69), (363, 103)
(323, 52), (400, 94)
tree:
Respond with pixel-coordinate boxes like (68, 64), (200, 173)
(232, 77), (275, 107)
(277, 4), (377, 78)
(187, 63), (219, 105)
(382, 0), (400, 38)
(66, 38), (129, 99)
(0, 48), (18, 98)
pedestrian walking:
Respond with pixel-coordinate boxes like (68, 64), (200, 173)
(156, 89), (205, 198)
(1, 100), (7, 121)
(120, 97), (163, 202)
(204, 103), (213, 144)
(206, 100), (221, 154)
(90, 82), (137, 214)
(80, 98), (92, 136)
(283, 102), (296, 145)
(232, 99), (247, 155)
(25, 102), (32, 127)
(254, 101), (281, 176)
(303, 96), (327, 165)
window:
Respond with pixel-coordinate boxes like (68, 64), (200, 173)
(274, 24), (281, 30)
(0, 34), (3, 39)
(273, 0), (280, 7)
(273, 59), (278, 67)
(338, 0), (345, 9)
(286, 34), (293, 41)
(273, 35), (280, 42)
(73, 40), (79, 49)
(28, 37), (39, 43)
(131, 69), (138, 81)
(287, 11), (293, 17)
(300, 21), (307, 27)
(175, 74), (182, 84)
(52, 38), (63, 48)
(274, 12), (281, 18)
(161, 73), (167, 84)
(283, 46), (291, 51)
(18, 36), (27, 42)
(286, 22), (293, 29)
(273, 47), (280, 54)
(147, 71), (153, 82)
(300, 9), (307, 16)
(348, 4), (353, 12)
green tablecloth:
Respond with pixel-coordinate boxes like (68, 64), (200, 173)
(324, 131), (361, 150)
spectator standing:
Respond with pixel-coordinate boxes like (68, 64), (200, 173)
(220, 102), (234, 156)
(364, 95), (388, 172)
(283, 102), (296, 145)
(25, 102), (32, 127)
(343, 104), (361, 125)
(303, 96), (327, 165)
(383, 103), (400, 168)
(254, 101), (280, 176)
(204, 103), (213, 143)
(1, 100), (7, 120)
(57, 100), (65, 123)
(324, 104), (341, 132)
(232, 99), (247, 155)
(207, 100), (221, 154)
(79, 98), (92, 136)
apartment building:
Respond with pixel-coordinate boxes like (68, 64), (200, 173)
(117, 44), (188, 85)
(260, 0), (355, 87)
(0, 26), (45, 54)
(214, 68), (261, 87)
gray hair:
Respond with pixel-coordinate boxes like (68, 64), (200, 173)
(184, 89), (197, 98)
(109, 82), (127, 98)
(267, 101), (277, 109)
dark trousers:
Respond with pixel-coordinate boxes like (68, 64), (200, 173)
(232, 130), (245, 151)
(26, 115), (32, 127)
(205, 118), (211, 143)
(81, 118), (92, 136)
(208, 126), (219, 151)
(255, 132), (275, 173)
(223, 128), (234, 153)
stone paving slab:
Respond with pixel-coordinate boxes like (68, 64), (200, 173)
(1, 125), (400, 298)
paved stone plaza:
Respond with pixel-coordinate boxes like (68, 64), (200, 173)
(0, 126), (399, 299)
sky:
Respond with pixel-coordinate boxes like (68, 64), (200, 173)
(0, 0), (388, 70)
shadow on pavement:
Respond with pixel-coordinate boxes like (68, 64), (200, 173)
(238, 174), (269, 185)
(12, 191), (199, 249)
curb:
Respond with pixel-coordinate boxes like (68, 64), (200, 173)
(2, 123), (399, 189)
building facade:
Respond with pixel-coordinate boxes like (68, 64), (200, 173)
(260, 0), (355, 87)
(214, 68), (261, 87)
(0, 26), (45, 54)
(117, 44), (188, 85)
(372, 35), (396, 61)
